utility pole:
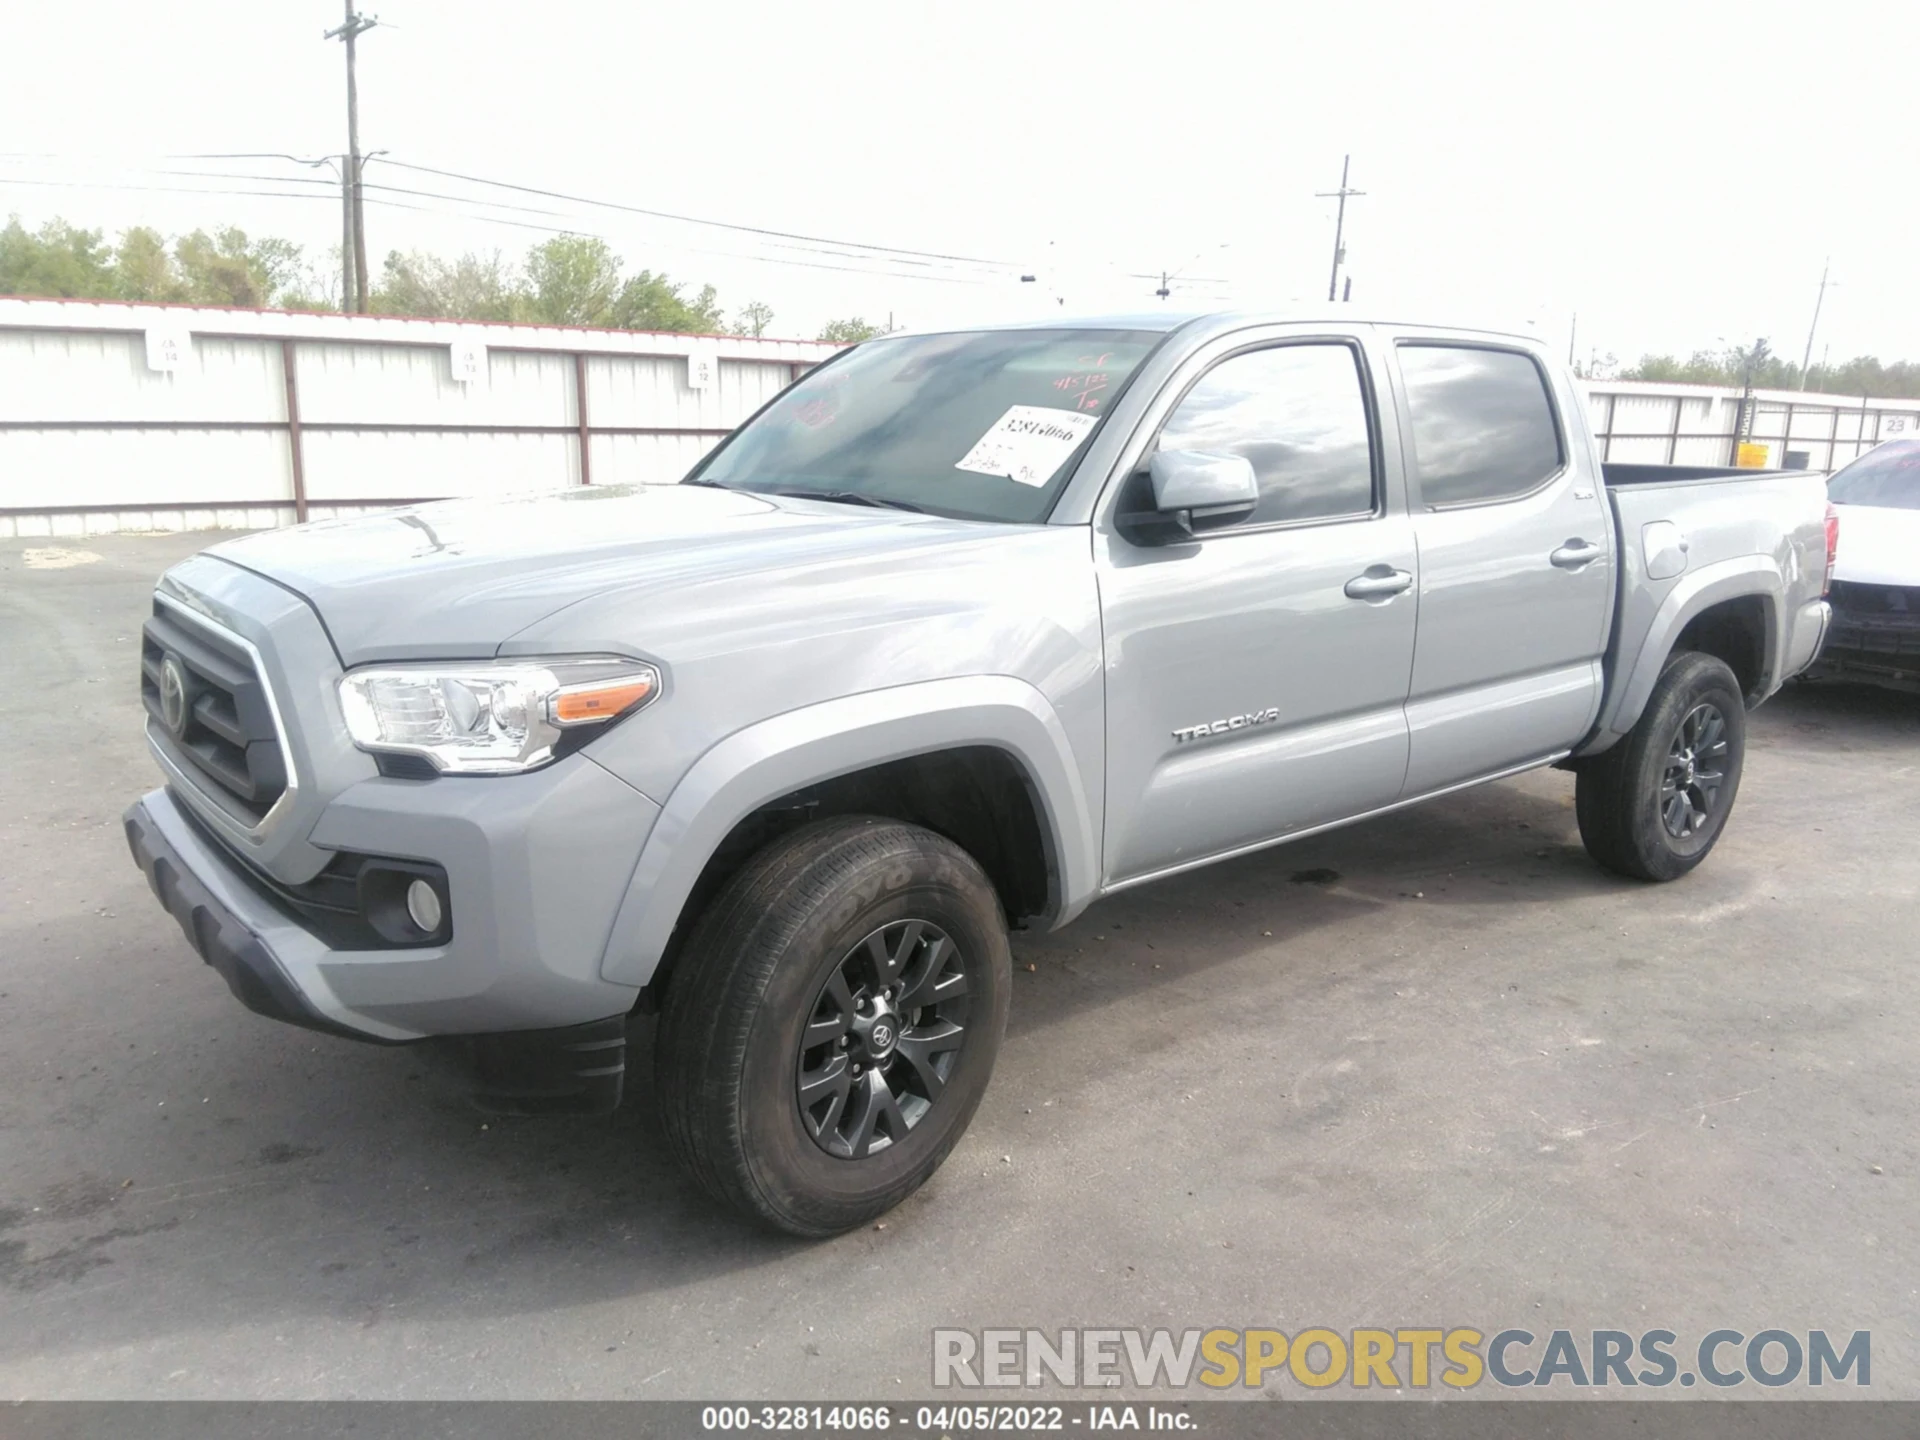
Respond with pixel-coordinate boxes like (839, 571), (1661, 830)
(325, 4), (379, 312)
(1798, 257), (1833, 391)
(1153, 244), (1227, 302)
(339, 160), (354, 313)
(1317, 155), (1364, 303)
(289, 154), (355, 312)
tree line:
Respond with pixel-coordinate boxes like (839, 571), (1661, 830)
(25, 214), (1904, 386)
(0, 214), (889, 342)
(1587, 337), (1920, 399)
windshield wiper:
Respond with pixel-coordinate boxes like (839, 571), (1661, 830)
(767, 488), (926, 513)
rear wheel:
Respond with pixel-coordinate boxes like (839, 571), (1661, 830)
(1576, 651), (1747, 882)
(655, 816), (1011, 1237)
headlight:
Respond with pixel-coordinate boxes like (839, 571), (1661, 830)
(339, 658), (660, 774)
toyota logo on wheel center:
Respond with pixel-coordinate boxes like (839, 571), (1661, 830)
(869, 1021), (894, 1053)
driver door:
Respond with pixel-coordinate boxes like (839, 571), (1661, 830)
(1094, 331), (1418, 885)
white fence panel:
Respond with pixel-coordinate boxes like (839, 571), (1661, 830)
(0, 298), (839, 536)
(292, 340), (572, 427)
(0, 428), (292, 510)
(302, 429), (576, 502)
(590, 431), (723, 487)
(584, 354), (793, 430)
(0, 329), (281, 425)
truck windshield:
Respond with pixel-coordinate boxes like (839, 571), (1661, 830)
(687, 328), (1162, 523)
(1827, 438), (1920, 510)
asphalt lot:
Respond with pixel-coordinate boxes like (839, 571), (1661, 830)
(1, 529), (1917, 1401)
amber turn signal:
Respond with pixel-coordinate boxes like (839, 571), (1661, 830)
(548, 671), (658, 726)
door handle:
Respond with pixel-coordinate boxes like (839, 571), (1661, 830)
(1343, 567), (1414, 600)
(1550, 540), (1604, 569)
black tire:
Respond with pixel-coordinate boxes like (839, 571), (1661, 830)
(1576, 651), (1747, 882)
(654, 816), (1011, 1237)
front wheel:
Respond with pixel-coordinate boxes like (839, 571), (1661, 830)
(655, 816), (1011, 1237)
(1576, 651), (1747, 882)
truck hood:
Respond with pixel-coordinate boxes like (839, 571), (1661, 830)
(1832, 502), (1920, 588)
(207, 484), (1024, 664)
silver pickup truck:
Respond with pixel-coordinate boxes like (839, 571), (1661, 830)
(124, 313), (1834, 1235)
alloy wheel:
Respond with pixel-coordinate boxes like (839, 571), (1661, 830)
(1659, 701), (1730, 839)
(796, 919), (972, 1159)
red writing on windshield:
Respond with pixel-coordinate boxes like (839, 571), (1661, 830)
(1051, 352), (1116, 413)
(796, 393), (840, 428)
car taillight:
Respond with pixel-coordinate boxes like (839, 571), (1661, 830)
(1823, 503), (1840, 597)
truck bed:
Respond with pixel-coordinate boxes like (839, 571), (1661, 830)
(1583, 464), (1832, 752)
(1602, 462), (1823, 487)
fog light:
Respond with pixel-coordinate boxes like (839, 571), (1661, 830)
(405, 878), (444, 935)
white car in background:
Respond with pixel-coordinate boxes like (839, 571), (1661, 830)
(1811, 437), (1920, 692)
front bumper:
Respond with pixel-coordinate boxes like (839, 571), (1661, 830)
(126, 784), (650, 1114)
(125, 790), (370, 1042)
(127, 750), (659, 1042)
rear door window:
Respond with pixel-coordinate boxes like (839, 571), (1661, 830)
(1397, 344), (1564, 507)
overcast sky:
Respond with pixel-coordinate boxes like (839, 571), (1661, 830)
(4, 0), (1915, 362)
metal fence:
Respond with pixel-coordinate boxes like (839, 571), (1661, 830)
(7, 301), (1919, 540)
(1579, 380), (1920, 472)
(0, 298), (841, 538)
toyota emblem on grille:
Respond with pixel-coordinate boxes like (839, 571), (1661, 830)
(158, 655), (189, 736)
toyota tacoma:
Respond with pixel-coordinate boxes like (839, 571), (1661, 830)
(125, 313), (1835, 1235)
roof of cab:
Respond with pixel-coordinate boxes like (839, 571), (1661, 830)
(889, 308), (1545, 346)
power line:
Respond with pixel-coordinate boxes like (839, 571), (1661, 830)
(149, 169), (576, 220)
(373, 157), (1026, 272)
(373, 169), (1010, 274)
(106, 153), (1023, 279)
(1123, 272), (1231, 285)
(145, 168), (343, 189)
(12, 148), (1197, 292)
(0, 174), (551, 235)
(0, 176), (351, 204)
(4, 153), (1234, 298)
(0, 172), (1003, 285)
(1148, 244), (1232, 301)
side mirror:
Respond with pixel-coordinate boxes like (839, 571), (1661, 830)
(1118, 450), (1260, 543)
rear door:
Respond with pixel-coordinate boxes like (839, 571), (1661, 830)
(1095, 327), (1419, 885)
(1386, 335), (1614, 794)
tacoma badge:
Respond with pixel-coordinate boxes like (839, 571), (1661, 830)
(1172, 708), (1282, 744)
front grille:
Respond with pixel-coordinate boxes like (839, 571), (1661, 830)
(141, 601), (288, 823)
